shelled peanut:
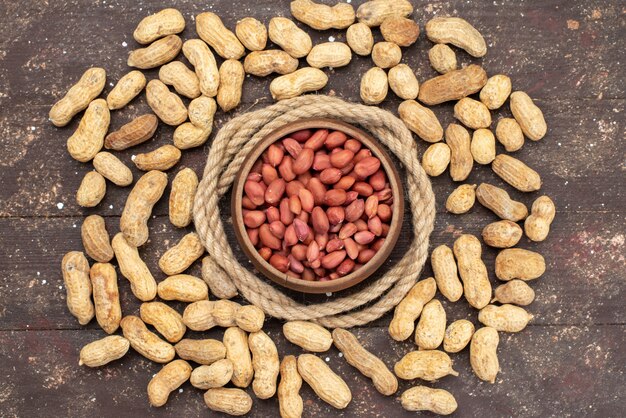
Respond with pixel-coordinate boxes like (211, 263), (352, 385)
(242, 128), (393, 281)
(525, 196), (556, 241)
(394, 350), (459, 381)
(332, 328), (398, 396)
(79, 335), (130, 367)
(278, 355), (303, 418)
(389, 277), (436, 341)
(283, 321), (333, 352)
(297, 354), (352, 409)
(147, 360), (192, 407)
(401, 386), (458, 415)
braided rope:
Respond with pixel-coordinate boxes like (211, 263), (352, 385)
(193, 95), (435, 328)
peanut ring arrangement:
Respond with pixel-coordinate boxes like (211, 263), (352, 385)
(53, 1), (553, 415)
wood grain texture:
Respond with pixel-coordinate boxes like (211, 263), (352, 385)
(0, 0), (624, 416)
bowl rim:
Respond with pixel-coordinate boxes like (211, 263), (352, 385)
(230, 118), (405, 294)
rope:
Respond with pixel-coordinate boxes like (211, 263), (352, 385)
(193, 95), (435, 328)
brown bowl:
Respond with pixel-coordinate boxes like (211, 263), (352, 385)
(231, 118), (404, 294)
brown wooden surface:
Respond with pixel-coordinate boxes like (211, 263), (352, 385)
(0, 0), (624, 417)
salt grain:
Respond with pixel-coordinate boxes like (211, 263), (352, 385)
(56, 202), (64, 209)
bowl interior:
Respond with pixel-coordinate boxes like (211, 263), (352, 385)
(231, 118), (404, 293)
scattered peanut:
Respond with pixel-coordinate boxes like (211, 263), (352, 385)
(81, 215), (113, 263)
(398, 100), (443, 143)
(173, 123), (212, 150)
(133, 8), (185, 44)
(492, 154), (542, 192)
(525, 196), (556, 241)
(183, 39), (220, 97)
(428, 44), (457, 74)
(401, 386), (458, 415)
(146, 80), (188, 126)
(431, 245), (463, 302)
(492, 280), (536, 306)
(159, 61), (201, 99)
(388, 64), (419, 100)
(49, 67), (106, 127)
(204, 388), (253, 416)
(93, 152), (133, 186)
(332, 328), (398, 396)
(223, 327), (254, 388)
(111, 233), (157, 301)
(419, 64), (487, 105)
(268, 17), (313, 58)
(79, 335), (130, 367)
(298, 354), (352, 409)
(183, 300), (216, 331)
(244, 50), (299, 77)
(481, 220), (523, 248)
(201, 256), (239, 299)
(217, 59), (245, 112)
(480, 74), (512, 110)
(454, 97), (492, 129)
(278, 355), (303, 418)
(140, 301), (186, 343)
(470, 128), (496, 164)
(120, 315), (175, 363)
(249, 330), (280, 399)
(159, 232), (205, 275)
(158, 274), (209, 302)
(479, 304), (533, 332)
(425, 17), (486, 57)
(388, 277), (436, 341)
(270, 67), (328, 100)
(356, 0), (413, 27)
(90, 263), (122, 334)
(510, 91), (547, 141)
(446, 184), (477, 214)
(175, 338), (227, 365)
(283, 321), (333, 352)
(213, 300), (243, 327)
(236, 17), (267, 51)
(422, 143), (451, 176)
(495, 118), (524, 152)
(495, 248), (546, 281)
(61, 251), (94, 325)
(306, 42), (352, 69)
(470, 326), (499, 383)
(169, 168), (199, 228)
(291, 0), (355, 30)
(394, 350), (459, 381)
(187, 95), (216, 129)
(346, 23), (374, 55)
(235, 305), (265, 333)
(360, 67), (388, 105)
(191, 359), (234, 389)
(196, 12), (245, 59)
(127, 35), (182, 69)
(147, 359), (191, 407)
(453, 234), (492, 309)
(446, 123), (473, 182)
(120, 170), (168, 247)
(76, 171), (106, 207)
(106, 70), (146, 110)
(476, 183), (528, 221)
(443, 319), (475, 353)
(380, 16), (419, 46)
(104, 114), (158, 151)
(371, 42), (401, 69)
(415, 299), (447, 350)
(67, 99), (110, 162)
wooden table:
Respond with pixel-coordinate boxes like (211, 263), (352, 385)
(1, 0), (623, 416)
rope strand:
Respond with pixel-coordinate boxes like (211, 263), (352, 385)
(193, 95), (435, 328)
